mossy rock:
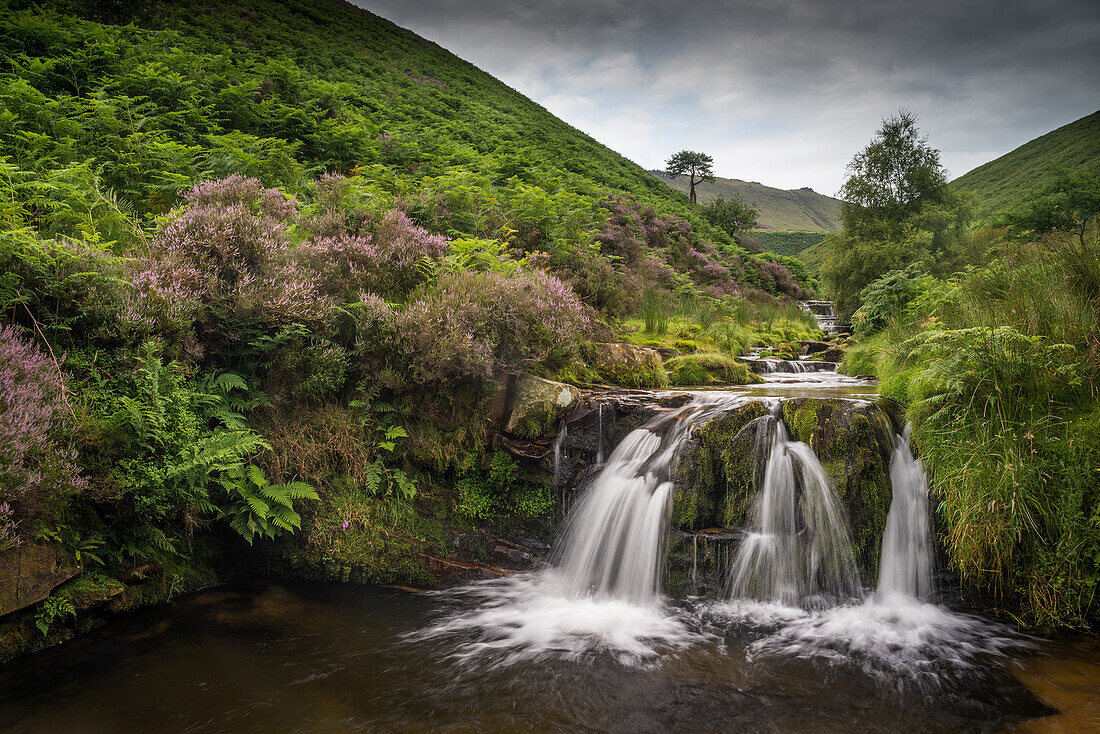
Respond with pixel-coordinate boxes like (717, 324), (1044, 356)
(588, 342), (668, 388)
(665, 353), (765, 386)
(672, 401), (771, 530)
(663, 529), (740, 597)
(780, 398), (895, 578)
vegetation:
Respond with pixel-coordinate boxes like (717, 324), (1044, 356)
(747, 230), (828, 257)
(818, 111), (972, 318)
(0, 0), (824, 643)
(665, 150), (715, 204)
(840, 172), (1100, 628)
(951, 110), (1100, 223)
(656, 173), (841, 231)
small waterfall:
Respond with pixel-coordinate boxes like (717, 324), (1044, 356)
(556, 393), (747, 602)
(728, 413), (862, 607)
(552, 420), (567, 487)
(595, 404), (604, 465)
(877, 425), (934, 599)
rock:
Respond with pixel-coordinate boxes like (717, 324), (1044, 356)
(800, 340), (830, 355)
(780, 398), (896, 577)
(589, 342), (668, 388)
(821, 346), (845, 362)
(0, 544), (80, 618)
(672, 402), (772, 530)
(501, 373), (581, 439)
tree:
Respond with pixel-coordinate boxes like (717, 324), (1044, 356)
(701, 194), (758, 238)
(666, 150), (715, 204)
(838, 110), (949, 236)
(822, 111), (966, 318)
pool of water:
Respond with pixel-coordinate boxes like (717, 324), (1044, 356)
(0, 579), (1094, 733)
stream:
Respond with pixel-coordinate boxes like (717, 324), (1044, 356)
(0, 364), (1096, 733)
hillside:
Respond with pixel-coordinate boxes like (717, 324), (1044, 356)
(652, 171), (842, 231)
(951, 109), (1100, 221)
(0, 0), (823, 633)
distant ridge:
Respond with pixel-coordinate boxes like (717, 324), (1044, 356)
(651, 171), (841, 232)
(951, 110), (1100, 221)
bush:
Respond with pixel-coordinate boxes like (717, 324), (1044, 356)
(395, 270), (592, 384)
(851, 264), (936, 336)
(0, 325), (87, 534)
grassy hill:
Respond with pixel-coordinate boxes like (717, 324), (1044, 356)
(652, 171), (842, 232)
(951, 110), (1100, 221)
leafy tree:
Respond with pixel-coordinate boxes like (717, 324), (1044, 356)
(701, 194), (758, 238)
(666, 150), (715, 204)
(822, 111), (966, 318)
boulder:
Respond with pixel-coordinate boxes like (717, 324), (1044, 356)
(0, 544), (80, 617)
(800, 340), (831, 355)
(500, 373), (581, 439)
(780, 398), (896, 576)
(589, 342), (668, 388)
(821, 346), (845, 362)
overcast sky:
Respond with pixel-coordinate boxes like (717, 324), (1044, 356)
(354, 0), (1099, 195)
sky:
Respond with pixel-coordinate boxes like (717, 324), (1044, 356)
(354, 0), (1100, 196)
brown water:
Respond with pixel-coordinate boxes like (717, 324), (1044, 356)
(0, 580), (1093, 734)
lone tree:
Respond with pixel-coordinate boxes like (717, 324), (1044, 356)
(666, 150), (715, 204)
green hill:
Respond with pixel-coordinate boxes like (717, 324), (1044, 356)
(652, 171), (842, 231)
(951, 110), (1100, 221)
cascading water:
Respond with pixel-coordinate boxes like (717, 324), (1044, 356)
(557, 393), (750, 602)
(551, 420), (567, 487)
(727, 411), (862, 607)
(877, 424), (934, 600)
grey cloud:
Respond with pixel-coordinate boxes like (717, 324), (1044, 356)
(354, 0), (1100, 193)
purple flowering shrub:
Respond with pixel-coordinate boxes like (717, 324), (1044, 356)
(299, 210), (447, 298)
(130, 175), (330, 336)
(0, 326), (87, 534)
(392, 270), (593, 383)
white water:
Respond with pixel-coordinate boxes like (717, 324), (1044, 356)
(727, 416), (862, 607)
(551, 420), (567, 487)
(419, 392), (748, 662)
(877, 424), (934, 600)
(712, 420), (1021, 686)
(557, 393), (749, 602)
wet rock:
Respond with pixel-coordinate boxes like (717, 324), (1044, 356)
(780, 398), (895, 577)
(821, 346), (845, 362)
(800, 340), (830, 355)
(0, 544), (79, 617)
(589, 342), (668, 388)
(672, 403), (772, 530)
(664, 529), (740, 597)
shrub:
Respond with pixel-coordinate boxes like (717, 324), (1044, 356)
(851, 264), (935, 336)
(395, 270), (592, 384)
(0, 325), (86, 534)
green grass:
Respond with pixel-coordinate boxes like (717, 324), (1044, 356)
(951, 110), (1100, 223)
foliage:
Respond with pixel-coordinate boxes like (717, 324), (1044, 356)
(0, 325), (86, 535)
(664, 352), (761, 386)
(456, 450), (549, 520)
(217, 464), (318, 544)
(821, 111), (969, 318)
(34, 594), (76, 637)
(851, 264), (936, 337)
(701, 195), (758, 238)
(665, 150), (715, 204)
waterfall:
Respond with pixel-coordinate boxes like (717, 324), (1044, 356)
(877, 424), (934, 599)
(556, 393), (748, 603)
(595, 403), (604, 465)
(552, 420), (567, 487)
(727, 414), (862, 607)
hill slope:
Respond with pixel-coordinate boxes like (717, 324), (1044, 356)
(951, 110), (1100, 221)
(652, 171), (842, 231)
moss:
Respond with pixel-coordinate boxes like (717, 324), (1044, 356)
(673, 402), (769, 530)
(781, 398), (895, 578)
(665, 352), (764, 386)
(595, 360), (669, 388)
